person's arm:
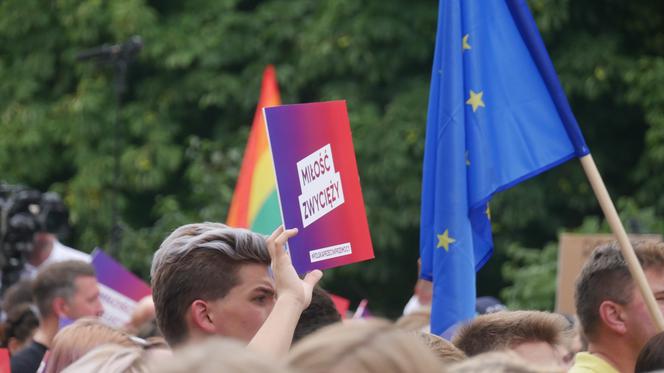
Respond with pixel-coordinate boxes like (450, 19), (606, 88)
(247, 226), (322, 357)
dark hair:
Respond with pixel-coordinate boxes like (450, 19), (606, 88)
(635, 331), (664, 373)
(574, 240), (664, 340)
(1, 303), (39, 349)
(151, 223), (270, 346)
(33, 260), (96, 318)
(293, 287), (341, 343)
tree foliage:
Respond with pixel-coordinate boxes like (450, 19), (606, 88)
(1, 0), (663, 316)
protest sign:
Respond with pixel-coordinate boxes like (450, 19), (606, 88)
(264, 100), (374, 273)
(91, 249), (152, 328)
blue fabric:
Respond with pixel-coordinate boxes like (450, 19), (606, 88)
(419, 0), (589, 336)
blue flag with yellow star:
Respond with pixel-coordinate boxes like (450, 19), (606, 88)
(420, 0), (589, 336)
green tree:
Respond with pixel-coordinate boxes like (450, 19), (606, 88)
(1, 0), (663, 316)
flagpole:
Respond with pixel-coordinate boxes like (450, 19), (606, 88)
(579, 154), (664, 331)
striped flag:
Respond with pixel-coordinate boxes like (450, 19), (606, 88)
(227, 65), (282, 234)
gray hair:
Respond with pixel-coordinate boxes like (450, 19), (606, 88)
(150, 222), (270, 280)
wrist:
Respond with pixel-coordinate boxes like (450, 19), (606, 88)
(276, 291), (307, 311)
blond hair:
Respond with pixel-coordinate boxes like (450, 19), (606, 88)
(61, 344), (151, 373)
(151, 337), (291, 373)
(395, 310), (431, 332)
(287, 319), (443, 373)
(416, 332), (466, 363)
(45, 318), (137, 373)
(448, 351), (563, 373)
(452, 311), (569, 356)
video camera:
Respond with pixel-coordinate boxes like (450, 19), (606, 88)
(0, 183), (69, 291)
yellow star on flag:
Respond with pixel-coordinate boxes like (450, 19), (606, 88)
(437, 229), (456, 252)
(485, 204), (491, 220)
(462, 34), (471, 51)
(466, 90), (485, 112)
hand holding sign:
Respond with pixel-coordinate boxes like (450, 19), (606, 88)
(267, 226), (323, 311)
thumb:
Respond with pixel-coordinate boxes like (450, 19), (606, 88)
(303, 269), (323, 287)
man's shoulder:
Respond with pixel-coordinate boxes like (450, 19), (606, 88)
(569, 352), (620, 373)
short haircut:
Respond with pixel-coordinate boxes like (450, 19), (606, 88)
(287, 319), (443, 373)
(574, 240), (664, 340)
(416, 332), (466, 364)
(33, 260), (96, 318)
(635, 331), (664, 373)
(293, 286), (341, 343)
(452, 311), (569, 356)
(150, 222), (270, 346)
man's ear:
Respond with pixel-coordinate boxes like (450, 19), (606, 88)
(52, 297), (68, 318)
(598, 300), (627, 335)
(190, 300), (216, 334)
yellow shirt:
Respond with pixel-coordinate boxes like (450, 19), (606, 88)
(569, 352), (621, 373)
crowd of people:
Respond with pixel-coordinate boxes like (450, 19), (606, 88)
(1, 223), (663, 372)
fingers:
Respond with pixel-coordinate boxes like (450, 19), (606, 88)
(267, 226), (298, 262)
(303, 269), (323, 287)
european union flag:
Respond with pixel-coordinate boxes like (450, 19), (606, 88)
(420, 0), (589, 336)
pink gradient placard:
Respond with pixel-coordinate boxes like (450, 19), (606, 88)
(264, 100), (374, 273)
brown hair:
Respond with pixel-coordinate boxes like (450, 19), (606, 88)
(33, 260), (96, 318)
(1, 303), (39, 352)
(293, 286), (341, 343)
(287, 319), (443, 373)
(574, 240), (664, 340)
(45, 318), (137, 373)
(150, 222), (270, 346)
(635, 331), (664, 372)
(416, 332), (466, 364)
(452, 311), (569, 356)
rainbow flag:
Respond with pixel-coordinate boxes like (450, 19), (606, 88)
(226, 65), (282, 234)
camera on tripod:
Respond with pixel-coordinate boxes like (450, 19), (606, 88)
(0, 183), (69, 291)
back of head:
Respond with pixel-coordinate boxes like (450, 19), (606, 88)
(61, 344), (151, 373)
(1, 303), (39, 353)
(448, 351), (564, 373)
(635, 331), (664, 373)
(416, 332), (466, 364)
(452, 310), (568, 356)
(150, 222), (271, 346)
(292, 286), (341, 343)
(45, 318), (137, 373)
(574, 240), (664, 341)
(151, 337), (291, 373)
(395, 310), (431, 332)
(2, 279), (35, 314)
(33, 260), (96, 319)
(287, 318), (443, 373)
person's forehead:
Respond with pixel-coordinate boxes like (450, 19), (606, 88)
(235, 263), (273, 287)
(645, 267), (664, 285)
(73, 275), (98, 291)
